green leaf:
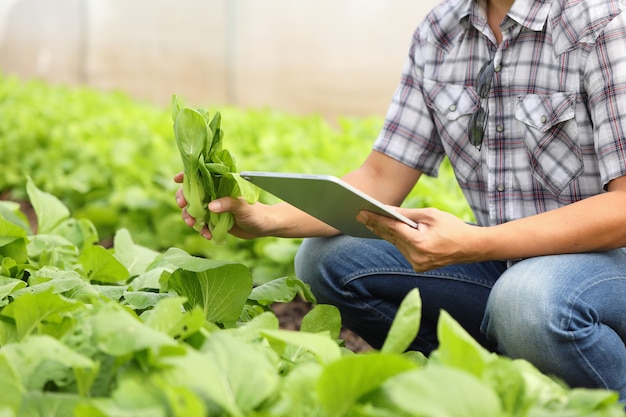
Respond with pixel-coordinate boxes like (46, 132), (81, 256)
(227, 311), (279, 342)
(18, 391), (87, 417)
(204, 162), (232, 176)
(151, 247), (228, 272)
(50, 218), (99, 252)
(0, 277), (26, 304)
(0, 215), (28, 264)
(202, 332), (280, 414)
(26, 234), (79, 269)
(171, 94), (183, 122)
(208, 111), (222, 150)
(429, 310), (494, 377)
(209, 211), (234, 245)
(112, 228), (160, 277)
(380, 288), (422, 355)
(163, 255), (252, 324)
(301, 304), (342, 341)
(261, 329), (342, 365)
(249, 276), (315, 305)
(128, 267), (168, 292)
(0, 201), (31, 234)
(0, 289), (82, 340)
(376, 365), (503, 417)
(198, 161), (217, 201)
(142, 296), (205, 340)
(167, 265), (251, 323)
(265, 362), (323, 417)
(92, 302), (178, 357)
(13, 266), (94, 301)
(78, 367), (171, 417)
(209, 149), (236, 172)
(0, 334), (97, 392)
(174, 108), (207, 175)
(154, 348), (245, 417)
(0, 354), (25, 412)
(26, 176), (70, 234)
(316, 352), (417, 417)
(79, 245), (130, 284)
(231, 173), (260, 203)
(122, 291), (170, 311)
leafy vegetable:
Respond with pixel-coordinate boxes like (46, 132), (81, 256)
(172, 95), (258, 244)
(0, 182), (623, 416)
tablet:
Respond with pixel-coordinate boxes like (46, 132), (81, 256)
(240, 171), (418, 239)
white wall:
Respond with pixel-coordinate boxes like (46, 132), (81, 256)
(0, 0), (440, 120)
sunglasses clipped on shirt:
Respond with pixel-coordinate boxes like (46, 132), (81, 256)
(467, 60), (495, 150)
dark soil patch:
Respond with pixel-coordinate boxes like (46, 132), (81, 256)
(271, 295), (372, 352)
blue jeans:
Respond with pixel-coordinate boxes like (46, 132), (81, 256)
(294, 235), (626, 399)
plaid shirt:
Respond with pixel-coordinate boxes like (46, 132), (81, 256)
(374, 0), (626, 226)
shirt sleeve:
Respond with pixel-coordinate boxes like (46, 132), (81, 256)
(587, 10), (626, 189)
(372, 28), (446, 178)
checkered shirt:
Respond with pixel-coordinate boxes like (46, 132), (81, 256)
(374, 0), (626, 226)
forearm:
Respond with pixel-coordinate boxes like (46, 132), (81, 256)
(478, 190), (626, 261)
(269, 151), (423, 238)
(264, 202), (340, 238)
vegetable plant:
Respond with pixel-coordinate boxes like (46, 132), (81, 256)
(0, 180), (623, 416)
(172, 95), (258, 244)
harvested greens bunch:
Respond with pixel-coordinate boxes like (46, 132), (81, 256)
(172, 95), (258, 244)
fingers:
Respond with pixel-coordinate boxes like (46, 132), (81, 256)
(175, 187), (187, 208)
(174, 171), (216, 241)
(208, 196), (240, 213)
(357, 210), (411, 240)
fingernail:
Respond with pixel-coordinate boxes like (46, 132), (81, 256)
(208, 200), (221, 211)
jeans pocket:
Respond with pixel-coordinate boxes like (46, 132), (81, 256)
(423, 79), (481, 184)
(515, 92), (583, 195)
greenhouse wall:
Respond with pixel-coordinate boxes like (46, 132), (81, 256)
(0, 0), (438, 120)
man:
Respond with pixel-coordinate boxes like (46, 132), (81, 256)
(176, 0), (626, 399)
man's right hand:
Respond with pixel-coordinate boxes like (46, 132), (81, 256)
(174, 171), (275, 240)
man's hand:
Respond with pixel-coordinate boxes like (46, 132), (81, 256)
(357, 207), (484, 272)
(174, 172), (271, 240)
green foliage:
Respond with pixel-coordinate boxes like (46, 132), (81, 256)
(0, 73), (472, 284)
(171, 96), (259, 243)
(0, 179), (622, 416)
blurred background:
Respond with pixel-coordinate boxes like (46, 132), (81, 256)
(0, 0), (439, 121)
(0, 0), (470, 284)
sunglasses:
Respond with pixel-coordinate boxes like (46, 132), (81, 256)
(467, 60), (495, 150)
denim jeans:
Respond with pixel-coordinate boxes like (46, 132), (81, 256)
(294, 235), (626, 399)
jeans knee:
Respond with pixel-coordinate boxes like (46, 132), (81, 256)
(483, 266), (559, 357)
(294, 236), (351, 304)
(294, 238), (321, 287)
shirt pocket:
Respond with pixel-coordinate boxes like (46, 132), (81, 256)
(423, 79), (481, 184)
(515, 92), (582, 195)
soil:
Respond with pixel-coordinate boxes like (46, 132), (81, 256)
(271, 295), (372, 353)
(4, 194), (373, 353)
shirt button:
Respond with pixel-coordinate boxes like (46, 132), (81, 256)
(540, 115), (548, 124)
(495, 64), (502, 72)
(496, 183), (505, 192)
(496, 124), (504, 132)
(449, 104), (457, 112)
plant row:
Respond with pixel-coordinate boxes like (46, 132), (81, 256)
(0, 180), (622, 416)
